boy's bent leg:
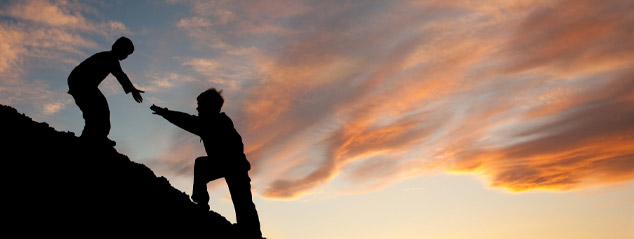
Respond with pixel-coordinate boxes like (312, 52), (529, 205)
(71, 89), (111, 143)
(226, 171), (262, 238)
(94, 90), (111, 140)
(192, 157), (225, 208)
(71, 92), (91, 138)
(192, 157), (211, 206)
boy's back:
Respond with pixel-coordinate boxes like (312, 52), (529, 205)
(200, 113), (245, 158)
(68, 51), (133, 95)
(158, 110), (251, 172)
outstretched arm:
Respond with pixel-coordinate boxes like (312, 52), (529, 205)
(112, 61), (144, 103)
(151, 104), (201, 136)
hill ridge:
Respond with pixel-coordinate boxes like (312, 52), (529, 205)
(1, 104), (235, 237)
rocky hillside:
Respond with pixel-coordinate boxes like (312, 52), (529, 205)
(1, 104), (235, 237)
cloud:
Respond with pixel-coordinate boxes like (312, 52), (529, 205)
(447, 69), (634, 190)
(1, 0), (130, 35)
(0, 0), (131, 117)
(498, 0), (634, 75)
(0, 24), (26, 76)
(2, 0), (86, 27)
(0, 22), (69, 115)
(445, 0), (634, 192)
(182, 58), (220, 77)
(142, 72), (196, 92)
(161, 0), (634, 199)
(43, 99), (71, 115)
(177, 17), (212, 29)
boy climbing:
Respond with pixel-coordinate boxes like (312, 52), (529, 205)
(68, 36), (144, 146)
(150, 88), (263, 239)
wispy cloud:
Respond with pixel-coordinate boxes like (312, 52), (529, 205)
(1, 0), (131, 35)
(127, 0), (634, 199)
(2, 0), (86, 28)
(0, 0), (131, 117)
(141, 72), (196, 92)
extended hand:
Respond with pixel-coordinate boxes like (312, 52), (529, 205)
(132, 88), (145, 103)
(150, 104), (167, 115)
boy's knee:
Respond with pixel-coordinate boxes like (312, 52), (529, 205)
(194, 157), (210, 173)
(194, 156), (208, 164)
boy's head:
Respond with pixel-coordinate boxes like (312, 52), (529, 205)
(197, 88), (224, 117)
(112, 36), (134, 60)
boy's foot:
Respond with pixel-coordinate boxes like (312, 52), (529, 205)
(191, 194), (209, 205)
(79, 135), (115, 146)
(194, 202), (210, 211)
(105, 137), (116, 146)
(232, 224), (264, 239)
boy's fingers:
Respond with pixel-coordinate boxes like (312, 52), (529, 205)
(133, 92), (143, 103)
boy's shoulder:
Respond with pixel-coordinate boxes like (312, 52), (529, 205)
(199, 113), (235, 128)
(91, 51), (115, 59)
(219, 113), (234, 124)
(82, 51), (116, 63)
(207, 113), (236, 130)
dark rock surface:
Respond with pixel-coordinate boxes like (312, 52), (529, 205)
(1, 104), (234, 237)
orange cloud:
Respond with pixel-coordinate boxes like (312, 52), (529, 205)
(499, 0), (634, 75)
(171, 0), (634, 199)
(448, 70), (634, 191)
(1, 0), (130, 35)
(3, 0), (85, 27)
(0, 0), (129, 117)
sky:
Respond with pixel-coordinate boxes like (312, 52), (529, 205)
(1, 0), (633, 238)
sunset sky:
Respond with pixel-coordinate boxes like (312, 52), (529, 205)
(1, 0), (633, 238)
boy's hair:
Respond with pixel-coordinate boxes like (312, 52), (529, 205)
(112, 36), (134, 54)
(197, 88), (224, 113)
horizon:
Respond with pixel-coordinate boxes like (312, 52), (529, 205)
(1, 0), (633, 238)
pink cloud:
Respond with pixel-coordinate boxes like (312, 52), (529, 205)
(164, 0), (634, 199)
(3, 0), (85, 27)
(0, 0), (130, 117)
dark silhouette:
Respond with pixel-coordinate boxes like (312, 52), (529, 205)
(151, 88), (263, 239)
(68, 36), (144, 146)
(1, 104), (236, 237)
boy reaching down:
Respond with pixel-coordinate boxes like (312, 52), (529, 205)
(68, 36), (144, 146)
(150, 88), (262, 238)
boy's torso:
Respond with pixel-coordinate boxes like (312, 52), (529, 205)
(199, 113), (251, 171)
(68, 51), (118, 93)
(199, 113), (245, 155)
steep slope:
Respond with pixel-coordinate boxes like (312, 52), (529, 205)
(1, 104), (234, 237)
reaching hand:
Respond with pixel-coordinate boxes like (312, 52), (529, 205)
(132, 88), (144, 103)
(150, 104), (167, 116)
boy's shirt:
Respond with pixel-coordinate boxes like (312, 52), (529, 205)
(68, 51), (134, 95)
(160, 110), (251, 172)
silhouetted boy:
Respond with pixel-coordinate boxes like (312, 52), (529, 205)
(150, 88), (262, 238)
(68, 36), (144, 146)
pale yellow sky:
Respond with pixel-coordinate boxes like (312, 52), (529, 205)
(1, 1), (633, 238)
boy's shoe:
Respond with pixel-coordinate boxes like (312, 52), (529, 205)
(194, 202), (210, 211)
(79, 135), (116, 147)
(232, 224), (264, 239)
(104, 137), (116, 146)
(191, 194), (209, 205)
(191, 194), (210, 211)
